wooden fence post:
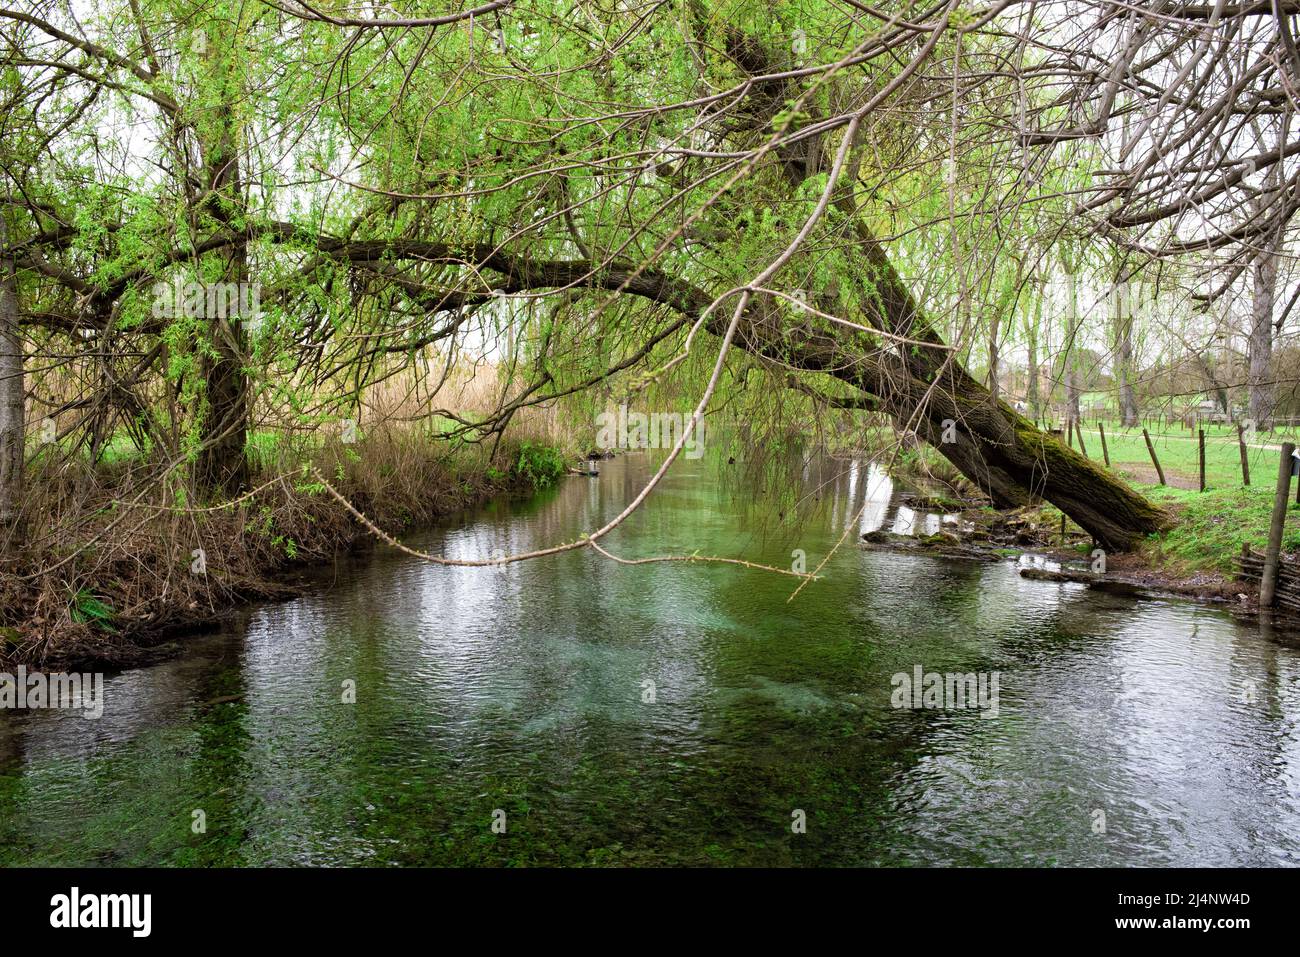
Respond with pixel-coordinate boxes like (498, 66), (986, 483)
(1075, 418), (1089, 458)
(1237, 423), (1251, 486)
(1142, 428), (1166, 486)
(1262, 442), (1296, 608)
(1198, 428), (1206, 492)
(1098, 421), (1111, 467)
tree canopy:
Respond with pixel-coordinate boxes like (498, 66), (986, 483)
(4, 1), (1300, 551)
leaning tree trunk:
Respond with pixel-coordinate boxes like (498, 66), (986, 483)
(890, 361), (1167, 551)
(719, 283), (1167, 550)
(848, 220), (1166, 550)
(709, 203), (1169, 550)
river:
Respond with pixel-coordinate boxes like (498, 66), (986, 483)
(2, 452), (1298, 865)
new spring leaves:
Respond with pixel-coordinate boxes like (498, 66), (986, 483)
(151, 278), (264, 334)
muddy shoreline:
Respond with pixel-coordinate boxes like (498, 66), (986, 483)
(1, 468), (561, 675)
(858, 500), (1299, 633)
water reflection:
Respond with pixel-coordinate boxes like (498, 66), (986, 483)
(1, 453), (1298, 866)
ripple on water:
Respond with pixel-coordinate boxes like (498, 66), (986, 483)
(2, 454), (1299, 866)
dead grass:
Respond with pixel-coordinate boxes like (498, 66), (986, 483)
(1, 421), (535, 670)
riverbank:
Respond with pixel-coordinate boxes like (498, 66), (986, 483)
(5, 450), (1297, 867)
(862, 475), (1300, 616)
(0, 431), (573, 672)
(13, 438), (1297, 673)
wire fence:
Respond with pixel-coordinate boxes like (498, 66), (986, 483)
(1039, 416), (1299, 492)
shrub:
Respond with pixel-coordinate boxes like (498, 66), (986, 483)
(513, 441), (566, 489)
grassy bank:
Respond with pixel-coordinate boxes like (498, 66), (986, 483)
(1137, 485), (1300, 576)
(0, 428), (572, 671)
(1065, 422), (1300, 576)
(882, 420), (1300, 583)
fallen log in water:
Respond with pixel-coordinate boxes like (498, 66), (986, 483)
(1017, 567), (1151, 597)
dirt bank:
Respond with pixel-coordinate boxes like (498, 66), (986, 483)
(0, 434), (575, 672)
(860, 501), (1260, 612)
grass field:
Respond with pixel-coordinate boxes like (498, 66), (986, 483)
(1139, 485), (1300, 573)
(1070, 419), (1299, 491)
(1058, 420), (1300, 573)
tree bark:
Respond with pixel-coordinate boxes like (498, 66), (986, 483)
(0, 213), (23, 548)
(1249, 231), (1279, 429)
(1114, 274), (1140, 427)
(670, 23), (1166, 546)
(194, 41), (248, 498)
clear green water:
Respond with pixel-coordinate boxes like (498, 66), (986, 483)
(2, 454), (1299, 866)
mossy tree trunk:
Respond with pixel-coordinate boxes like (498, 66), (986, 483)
(708, 209), (1169, 550)
(707, 283), (1167, 549)
(885, 362), (1167, 550)
(192, 25), (248, 499)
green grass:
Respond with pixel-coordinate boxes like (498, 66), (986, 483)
(1054, 421), (1300, 574)
(99, 432), (150, 465)
(873, 416), (1300, 577)
(1138, 485), (1300, 574)
(1071, 419), (1300, 489)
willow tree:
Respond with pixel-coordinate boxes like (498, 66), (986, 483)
(0, 199), (20, 548)
(10, 1), (1300, 552)
(265, 0), (1169, 548)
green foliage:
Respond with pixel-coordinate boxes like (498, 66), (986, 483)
(512, 442), (566, 489)
(69, 589), (118, 633)
(246, 431), (280, 472)
(245, 505), (276, 539)
(271, 535), (299, 561)
(1144, 485), (1300, 573)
